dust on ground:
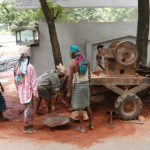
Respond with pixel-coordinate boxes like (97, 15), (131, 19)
(1, 71), (150, 148)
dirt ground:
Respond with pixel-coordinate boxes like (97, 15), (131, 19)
(1, 71), (150, 150)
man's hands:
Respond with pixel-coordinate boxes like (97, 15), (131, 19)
(103, 71), (110, 76)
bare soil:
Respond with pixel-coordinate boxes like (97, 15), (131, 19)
(1, 71), (150, 148)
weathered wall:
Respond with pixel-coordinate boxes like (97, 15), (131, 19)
(31, 22), (150, 76)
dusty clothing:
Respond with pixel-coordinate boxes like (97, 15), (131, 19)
(0, 92), (6, 112)
(73, 69), (89, 83)
(71, 81), (90, 109)
(71, 60), (90, 109)
(37, 71), (60, 100)
(60, 75), (68, 93)
(14, 63), (38, 128)
(24, 101), (34, 126)
(14, 64), (38, 104)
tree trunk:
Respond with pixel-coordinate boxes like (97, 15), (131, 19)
(48, 21), (63, 66)
(136, 0), (149, 64)
(39, 0), (63, 67)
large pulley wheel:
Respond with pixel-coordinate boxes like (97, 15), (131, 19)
(108, 41), (121, 49)
(114, 41), (138, 66)
(115, 94), (142, 120)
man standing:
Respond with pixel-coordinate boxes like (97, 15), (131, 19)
(96, 44), (106, 71)
(14, 52), (38, 133)
(67, 45), (94, 133)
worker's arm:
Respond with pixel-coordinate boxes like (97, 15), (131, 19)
(96, 54), (106, 71)
(98, 63), (106, 71)
(67, 63), (74, 101)
(0, 82), (4, 92)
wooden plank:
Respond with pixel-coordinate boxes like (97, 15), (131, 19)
(90, 76), (148, 85)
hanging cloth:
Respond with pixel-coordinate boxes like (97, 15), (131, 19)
(15, 58), (28, 84)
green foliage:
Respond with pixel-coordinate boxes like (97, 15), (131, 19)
(0, 0), (138, 30)
(59, 8), (138, 23)
(0, 0), (16, 26)
(47, 0), (63, 20)
(13, 10), (40, 27)
(0, 0), (63, 30)
(0, 0), (40, 30)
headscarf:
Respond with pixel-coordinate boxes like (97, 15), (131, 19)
(56, 63), (67, 75)
(19, 58), (28, 75)
(69, 45), (80, 56)
(15, 53), (30, 84)
(76, 54), (87, 75)
(70, 45), (87, 75)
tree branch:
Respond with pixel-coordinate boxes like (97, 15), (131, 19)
(39, 0), (53, 22)
(53, 10), (59, 20)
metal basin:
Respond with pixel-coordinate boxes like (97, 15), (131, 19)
(44, 115), (70, 128)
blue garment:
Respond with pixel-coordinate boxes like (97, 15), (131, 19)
(79, 60), (87, 75)
(20, 58), (28, 75)
(15, 58), (28, 84)
(70, 45), (80, 54)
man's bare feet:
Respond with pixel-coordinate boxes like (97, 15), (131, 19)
(88, 124), (95, 130)
(76, 126), (86, 133)
(36, 111), (43, 116)
(23, 126), (37, 134)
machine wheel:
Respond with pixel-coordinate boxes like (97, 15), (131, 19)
(114, 41), (138, 66)
(115, 94), (142, 120)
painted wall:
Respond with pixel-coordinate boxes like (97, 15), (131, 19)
(31, 22), (150, 76)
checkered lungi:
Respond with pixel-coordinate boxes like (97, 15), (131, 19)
(0, 92), (6, 112)
(71, 81), (90, 109)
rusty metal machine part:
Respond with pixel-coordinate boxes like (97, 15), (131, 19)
(108, 41), (121, 49)
(114, 41), (138, 66)
(102, 41), (138, 76)
(90, 40), (150, 120)
(107, 111), (115, 128)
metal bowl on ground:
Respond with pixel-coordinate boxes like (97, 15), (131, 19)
(43, 115), (70, 128)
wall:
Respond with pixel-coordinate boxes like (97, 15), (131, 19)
(31, 22), (150, 76)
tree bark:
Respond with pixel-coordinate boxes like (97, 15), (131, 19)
(48, 21), (63, 66)
(136, 0), (149, 64)
(39, 0), (63, 67)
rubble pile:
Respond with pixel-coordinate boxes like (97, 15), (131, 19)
(0, 57), (18, 72)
